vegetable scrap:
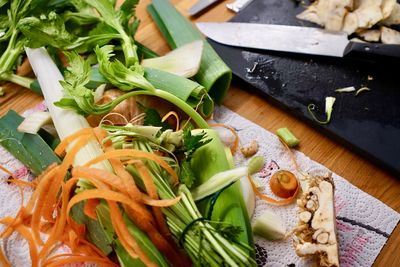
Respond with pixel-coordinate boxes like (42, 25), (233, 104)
(334, 86), (356, 93)
(308, 96), (336, 125)
(252, 210), (287, 241)
(297, 0), (400, 44)
(240, 140), (259, 157)
(293, 174), (339, 267)
(355, 86), (371, 96)
(276, 127), (300, 148)
(270, 170), (299, 198)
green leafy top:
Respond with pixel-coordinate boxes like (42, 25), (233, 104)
(182, 129), (211, 159)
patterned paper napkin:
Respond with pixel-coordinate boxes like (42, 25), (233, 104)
(0, 103), (398, 267)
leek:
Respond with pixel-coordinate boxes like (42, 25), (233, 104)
(190, 129), (255, 256)
(142, 40), (203, 78)
(144, 67), (214, 117)
(0, 110), (60, 176)
(26, 47), (169, 267)
(148, 0), (232, 104)
(191, 156), (264, 201)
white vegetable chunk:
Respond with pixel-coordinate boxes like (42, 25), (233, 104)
(381, 3), (400, 25)
(381, 26), (400, 44)
(357, 29), (381, 41)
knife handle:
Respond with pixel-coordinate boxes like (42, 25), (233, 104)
(343, 42), (400, 64)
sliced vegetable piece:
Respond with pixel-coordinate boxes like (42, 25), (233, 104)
(142, 40), (203, 78)
(17, 111), (52, 134)
(0, 110), (60, 176)
(252, 210), (286, 241)
(276, 128), (299, 148)
(270, 170), (299, 198)
(148, 0), (232, 104)
(307, 97), (336, 125)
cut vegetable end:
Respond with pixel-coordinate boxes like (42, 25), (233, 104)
(276, 128), (299, 148)
(142, 40), (203, 78)
(17, 111), (52, 135)
(252, 210), (286, 241)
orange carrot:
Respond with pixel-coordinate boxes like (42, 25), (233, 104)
(0, 248), (11, 267)
(248, 175), (299, 205)
(209, 123), (239, 154)
(83, 199), (100, 220)
(135, 162), (171, 237)
(43, 134), (92, 222)
(54, 128), (94, 156)
(83, 149), (179, 185)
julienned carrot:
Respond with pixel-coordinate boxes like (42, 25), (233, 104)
(54, 128), (94, 156)
(135, 162), (170, 237)
(0, 217), (38, 267)
(109, 201), (157, 266)
(83, 149), (179, 185)
(43, 134), (92, 221)
(0, 247), (11, 267)
(83, 199), (100, 220)
(30, 165), (61, 245)
(108, 158), (143, 200)
(73, 166), (180, 207)
(209, 123), (239, 154)
(247, 175), (299, 206)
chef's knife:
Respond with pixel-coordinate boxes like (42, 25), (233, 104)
(196, 22), (400, 62)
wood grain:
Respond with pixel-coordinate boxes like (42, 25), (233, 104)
(1, 0), (399, 266)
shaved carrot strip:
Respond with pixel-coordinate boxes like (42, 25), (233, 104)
(248, 175), (299, 205)
(0, 247), (11, 267)
(108, 201), (157, 266)
(0, 165), (16, 179)
(108, 158), (142, 199)
(8, 179), (36, 188)
(72, 167), (180, 207)
(30, 165), (60, 245)
(209, 123), (239, 154)
(54, 128), (94, 156)
(66, 189), (154, 223)
(83, 149), (178, 185)
(135, 162), (171, 237)
(83, 199), (100, 220)
(43, 134), (92, 222)
(0, 218), (38, 267)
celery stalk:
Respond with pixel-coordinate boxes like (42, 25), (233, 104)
(148, 0), (232, 104)
(190, 129), (254, 255)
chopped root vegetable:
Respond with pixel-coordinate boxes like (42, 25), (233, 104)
(248, 175), (300, 206)
(270, 170), (299, 198)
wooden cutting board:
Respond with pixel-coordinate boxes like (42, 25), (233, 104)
(209, 0), (400, 176)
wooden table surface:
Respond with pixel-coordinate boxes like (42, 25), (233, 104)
(0, 0), (399, 266)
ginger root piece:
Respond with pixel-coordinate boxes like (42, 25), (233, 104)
(293, 174), (339, 267)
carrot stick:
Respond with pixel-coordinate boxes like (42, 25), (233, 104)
(45, 256), (116, 267)
(83, 149), (178, 185)
(0, 248), (11, 267)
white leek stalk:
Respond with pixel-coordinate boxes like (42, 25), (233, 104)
(17, 111), (52, 134)
(191, 156), (264, 201)
(141, 41), (203, 78)
(25, 47), (112, 171)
